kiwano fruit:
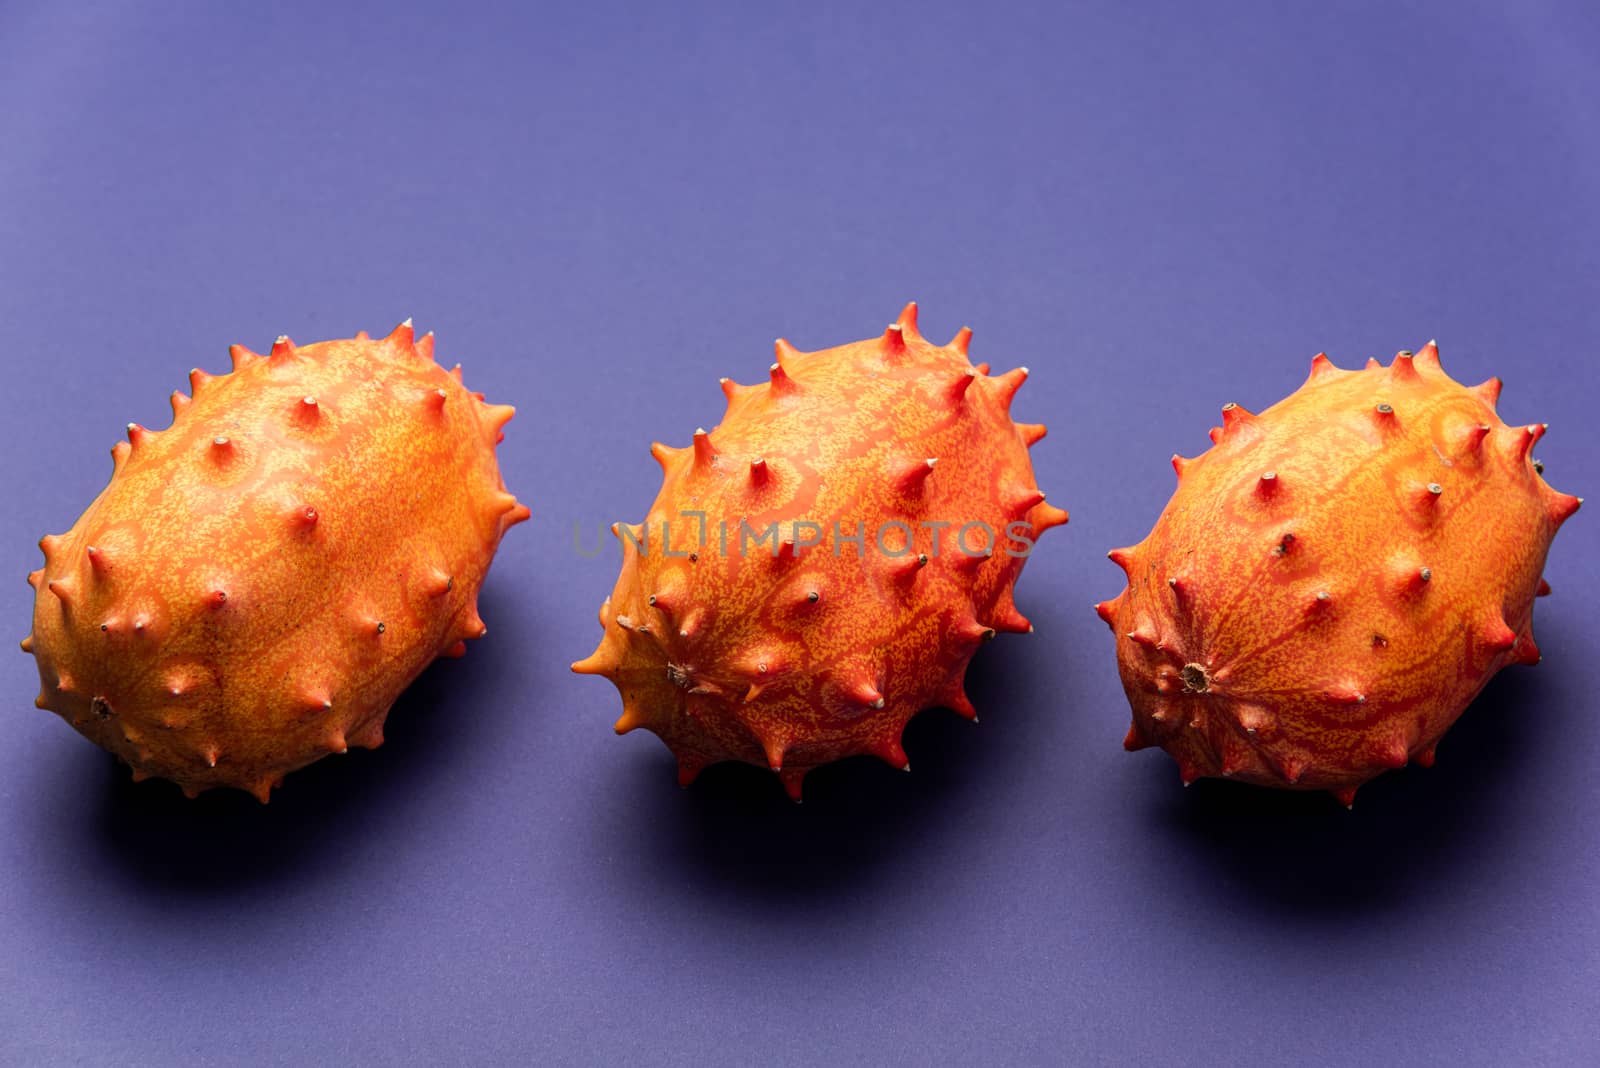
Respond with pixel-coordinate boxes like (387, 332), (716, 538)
(20, 321), (530, 801)
(573, 304), (1066, 800)
(1097, 343), (1580, 806)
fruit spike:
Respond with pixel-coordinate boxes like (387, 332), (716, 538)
(1098, 344), (1577, 806)
(21, 321), (529, 802)
(573, 303), (1063, 801)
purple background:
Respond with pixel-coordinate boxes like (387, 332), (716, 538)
(2, 1), (1597, 1063)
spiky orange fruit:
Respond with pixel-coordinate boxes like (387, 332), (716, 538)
(573, 303), (1066, 800)
(1097, 343), (1580, 806)
(20, 321), (529, 801)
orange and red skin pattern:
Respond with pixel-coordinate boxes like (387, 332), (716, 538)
(20, 322), (530, 802)
(573, 304), (1066, 800)
(1098, 343), (1580, 806)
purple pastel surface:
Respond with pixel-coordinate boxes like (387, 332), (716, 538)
(2, 2), (1596, 1064)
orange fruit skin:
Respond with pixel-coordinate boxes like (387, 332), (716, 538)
(574, 304), (1066, 800)
(20, 323), (529, 801)
(1098, 344), (1580, 806)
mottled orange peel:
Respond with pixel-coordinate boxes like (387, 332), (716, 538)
(574, 303), (1065, 800)
(1099, 342), (1579, 806)
(21, 321), (529, 801)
